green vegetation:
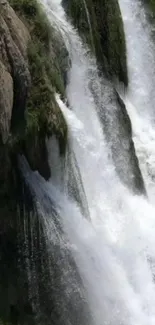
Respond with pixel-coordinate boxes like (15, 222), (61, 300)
(63, 0), (128, 85)
(9, 0), (68, 155)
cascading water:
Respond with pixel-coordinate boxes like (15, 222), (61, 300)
(20, 0), (155, 324)
(119, 0), (155, 201)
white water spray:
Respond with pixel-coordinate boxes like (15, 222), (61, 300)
(21, 0), (155, 324)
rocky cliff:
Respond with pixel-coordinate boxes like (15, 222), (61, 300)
(0, 1), (68, 323)
(0, 0), (69, 218)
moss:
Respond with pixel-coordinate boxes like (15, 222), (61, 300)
(63, 0), (128, 85)
(9, 0), (68, 95)
(26, 40), (67, 136)
(9, 0), (38, 16)
(8, 0), (68, 162)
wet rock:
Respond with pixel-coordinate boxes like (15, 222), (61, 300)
(0, 60), (13, 142)
(63, 0), (128, 85)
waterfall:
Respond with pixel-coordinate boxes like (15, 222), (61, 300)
(119, 0), (155, 201)
(20, 0), (155, 324)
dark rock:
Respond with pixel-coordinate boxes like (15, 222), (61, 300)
(63, 0), (128, 85)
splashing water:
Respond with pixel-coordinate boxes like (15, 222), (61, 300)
(20, 0), (155, 324)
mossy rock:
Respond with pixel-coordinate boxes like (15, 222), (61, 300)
(0, 2), (70, 325)
(0, 0), (69, 243)
(0, 0), (68, 214)
(0, 2), (69, 322)
(63, 0), (128, 85)
(8, 0), (68, 175)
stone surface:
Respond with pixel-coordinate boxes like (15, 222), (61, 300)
(0, 0), (30, 140)
(0, 60), (13, 142)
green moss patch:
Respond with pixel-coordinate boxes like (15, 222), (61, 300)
(9, 0), (68, 160)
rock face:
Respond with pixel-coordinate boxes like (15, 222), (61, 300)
(0, 1), (69, 324)
(0, 4), (31, 322)
(104, 90), (145, 194)
(0, 0), (68, 178)
(63, 0), (128, 85)
(0, 60), (13, 143)
(0, 0), (30, 140)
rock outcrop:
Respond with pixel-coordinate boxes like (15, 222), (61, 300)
(63, 0), (128, 86)
(0, 0), (30, 141)
(0, 1), (69, 324)
(0, 0), (68, 178)
(0, 60), (13, 143)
